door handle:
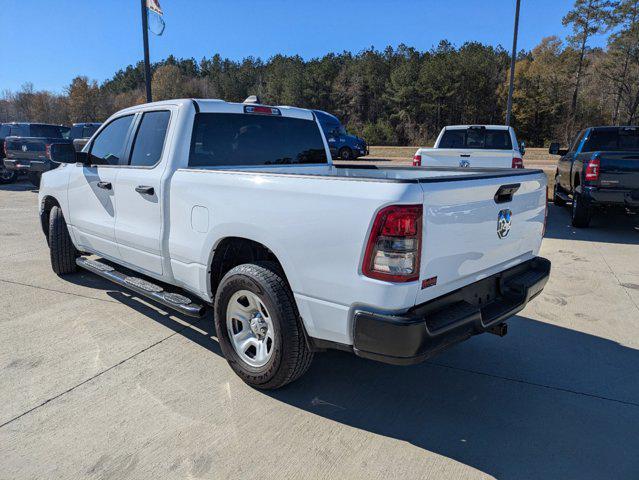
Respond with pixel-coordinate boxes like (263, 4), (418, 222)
(135, 185), (154, 195)
(97, 181), (112, 190)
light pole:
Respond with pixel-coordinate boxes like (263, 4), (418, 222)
(140, 0), (152, 103)
(505, 0), (521, 126)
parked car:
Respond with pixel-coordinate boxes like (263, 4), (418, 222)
(550, 126), (639, 227)
(413, 125), (525, 169)
(0, 123), (18, 184)
(68, 122), (101, 151)
(3, 122), (72, 187)
(41, 98), (550, 389)
(313, 110), (368, 160)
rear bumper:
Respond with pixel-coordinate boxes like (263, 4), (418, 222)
(352, 256), (551, 365)
(3, 159), (50, 172)
(582, 186), (639, 207)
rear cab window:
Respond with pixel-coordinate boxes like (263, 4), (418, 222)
(582, 128), (639, 152)
(129, 111), (171, 167)
(439, 128), (513, 150)
(30, 124), (64, 138)
(189, 113), (328, 167)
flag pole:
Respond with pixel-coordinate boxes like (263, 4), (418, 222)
(140, 0), (152, 102)
(505, 0), (521, 126)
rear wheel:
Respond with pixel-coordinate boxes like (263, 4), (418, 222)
(0, 167), (17, 184)
(339, 147), (353, 161)
(571, 192), (591, 228)
(214, 262), (313, 389)
(553, 179), (566, 206)
(28, 172), (41, 188)
(49, 206), (78, 275)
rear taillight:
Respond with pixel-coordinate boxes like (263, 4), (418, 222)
(512, 157), (524, 168)
(412, 154), (422, 167)
(585, 156), (600, 181)
(45, 144), (52, 160)
(362, 204), (422, 282)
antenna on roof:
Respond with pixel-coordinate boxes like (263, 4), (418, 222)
(243, 95), (262, 104)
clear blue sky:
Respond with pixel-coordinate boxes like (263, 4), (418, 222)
(0, 0), (609, 93)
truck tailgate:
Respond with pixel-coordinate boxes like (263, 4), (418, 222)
(599, 152), (639, 190)
(420, 148), (514, 168)
(5, 137), (48, 161)
(415, 172), (546, 305)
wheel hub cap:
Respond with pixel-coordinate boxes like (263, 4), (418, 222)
(250, 313), (268, 338)
(226, 290), (275, 367)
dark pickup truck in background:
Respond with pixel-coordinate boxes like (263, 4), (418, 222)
(550, 126), (639, 227)
(3, 123), (72, 187)
(69, 122), (101, 152)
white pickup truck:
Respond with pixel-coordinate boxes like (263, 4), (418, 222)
(40, 98), (550, 389)
(413, 125), (525, 169)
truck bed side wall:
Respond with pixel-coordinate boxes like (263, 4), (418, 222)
(167, 170), (421, 344)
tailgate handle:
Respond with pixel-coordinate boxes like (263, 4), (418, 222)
(494, 183), (520, 204)
(460, 154), (471, 157)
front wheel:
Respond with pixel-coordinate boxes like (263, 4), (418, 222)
(553, 180), (566, 207)
(49, 206), (78, 275)
(339, 147), (353, 161)
(571, 192), (591, 228)
(0, 167), (17, 184)
(214, 263), (313, 389)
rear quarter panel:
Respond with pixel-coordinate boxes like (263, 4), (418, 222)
(168, 169), (423, 343)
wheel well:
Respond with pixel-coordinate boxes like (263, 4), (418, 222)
(209, 237), (286, 298)
(40, 196), (60, 241)
(573, 174), (580, 189)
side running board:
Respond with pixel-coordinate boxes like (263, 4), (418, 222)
(76, 257), (206, 318)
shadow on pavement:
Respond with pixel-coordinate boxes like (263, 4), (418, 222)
(0, 180), (37, 193)
(545, 203), (639, 244)
(65, 269), (639, 479)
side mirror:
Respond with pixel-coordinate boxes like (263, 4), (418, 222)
(519, 141), (526, 156)
(49, 143), (88, 165)
(549, 142), (561, 155)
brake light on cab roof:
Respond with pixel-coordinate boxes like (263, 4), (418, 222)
(244, 105), (281, 116)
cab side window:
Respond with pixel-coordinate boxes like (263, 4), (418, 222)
(129, 111), (170, 167)
(89, 115), (134, 165)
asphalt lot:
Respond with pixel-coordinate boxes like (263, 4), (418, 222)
(1, 180), (639, 480)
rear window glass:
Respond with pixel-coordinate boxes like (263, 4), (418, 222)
(439, 128), (513, 150)
(189, 113), (327, 167)
(29, 125), (64, 138)
(130, 111), (170, 167)
(583, 128), (639, 152)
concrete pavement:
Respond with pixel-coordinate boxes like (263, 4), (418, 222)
(1, 180), (639, 479)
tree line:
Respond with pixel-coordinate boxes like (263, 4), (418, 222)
(0, 0), (637, 147)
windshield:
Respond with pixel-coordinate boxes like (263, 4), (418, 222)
(582, 128), (639, 152)
(189, 113), (328, 167)
(439, 128), (513, 150)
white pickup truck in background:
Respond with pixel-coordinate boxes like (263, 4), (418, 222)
(413, 125), (525, 169)
(39, 99), (549, 389)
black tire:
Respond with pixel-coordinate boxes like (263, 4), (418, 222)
(28, 172), (41, 188)
(553, 179), (566, 207)
(0, 168), (17, 184)
(214, 262), (313, 389)
(49, 206), (78, 275)
(571, 192), (591, 228)
(338, 147), (353, 161)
